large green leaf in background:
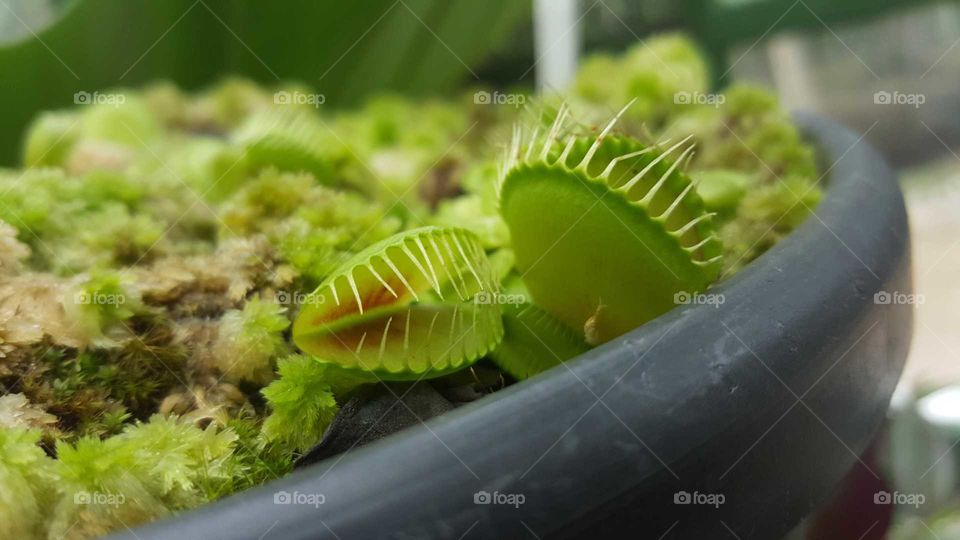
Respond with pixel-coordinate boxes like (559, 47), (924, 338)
(0, 0), (529, 165)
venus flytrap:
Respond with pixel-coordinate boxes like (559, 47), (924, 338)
(234, 108), (338, 182)
(293, 226), (504, 380)
(499, 104), (722, 345)
(489, 303), (590, 380)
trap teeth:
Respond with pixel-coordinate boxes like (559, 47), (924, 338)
(499, 110), (722, 344)
(293, 226), (504, 380)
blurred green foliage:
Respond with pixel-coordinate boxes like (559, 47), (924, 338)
(0, 0), (529, 165)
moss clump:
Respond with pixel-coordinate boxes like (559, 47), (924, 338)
(65, 271), (144, 346)
(260, 355), (342, 453)
(0, 427), (58, 540)
(49, 416), (238, 540)
(0, 416), (238, 540)
(576, 33), (709, 126)
(211, 297), (290, 385)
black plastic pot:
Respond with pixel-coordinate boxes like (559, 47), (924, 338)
(119, 114), (912, 540)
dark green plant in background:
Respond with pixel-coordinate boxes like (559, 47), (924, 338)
(0, 0), (529, 165)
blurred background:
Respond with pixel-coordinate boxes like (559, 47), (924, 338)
(1, 0), (959, 538)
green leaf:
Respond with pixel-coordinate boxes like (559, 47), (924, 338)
(293, 226), (504, 380)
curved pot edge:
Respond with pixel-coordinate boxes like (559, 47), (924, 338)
(120, 113), (912, 540)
